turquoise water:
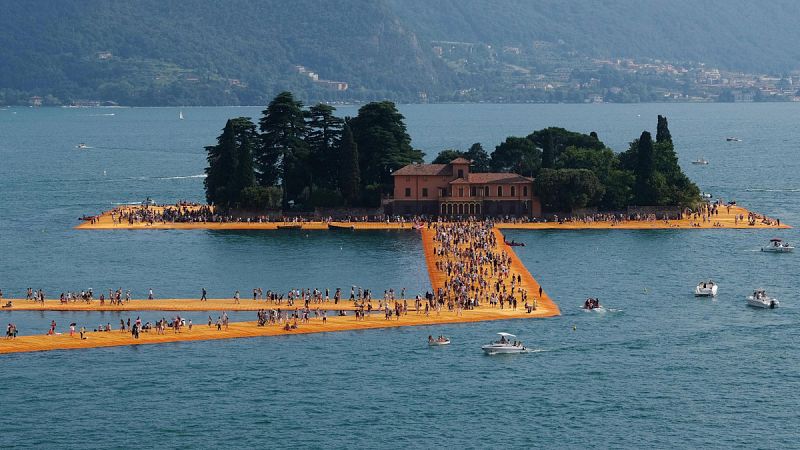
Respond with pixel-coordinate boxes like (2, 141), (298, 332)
(1, 104), (799, 448)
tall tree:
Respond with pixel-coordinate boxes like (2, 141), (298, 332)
(306, 103), (344, 190)
(257, 92), (309, 206)
(204, 117), (257, 208)
(349, 101), (423, 194)
(432, 149), (466, 164)
(465, 142), (491, 172)
(490, 136), (540, 176)
(634, 131), (656, 205)
(528, 127), (605, 169)
(339, 121), (361, 206)
(656, 115), (672, 144)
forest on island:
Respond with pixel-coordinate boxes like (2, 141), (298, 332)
(205, 92), (699, 213)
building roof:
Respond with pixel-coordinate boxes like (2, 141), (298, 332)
(392, 163), (452, 176)
(450, 173), (534, 184)
(449, 157), (472, 164)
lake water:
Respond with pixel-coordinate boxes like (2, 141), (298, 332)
(1, 104), (799, 448)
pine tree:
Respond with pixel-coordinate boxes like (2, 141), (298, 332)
(465, 143), (491, 172)
(257, 92), (309, 206)
(306, 103), (343, 190)
(339, 121), (361, 206)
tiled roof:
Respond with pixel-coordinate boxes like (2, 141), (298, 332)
(449, 157), (472, 164)
(392, 164), (452, 176)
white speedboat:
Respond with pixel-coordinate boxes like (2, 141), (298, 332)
(694, 280), (718, 297)
(692, 158), (709, 165)
(481, 332), (526, 354)
(76, 143), (89, 149)
(761, 238), (794, 253)
(726, 137), (741, 142)
(747, 290), (779, 309)
(428, 335), (450, 346)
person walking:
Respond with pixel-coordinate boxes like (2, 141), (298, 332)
(200, 288), (207, 301)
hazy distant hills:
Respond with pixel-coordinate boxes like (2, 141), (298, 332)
(1, 0), (799, 106)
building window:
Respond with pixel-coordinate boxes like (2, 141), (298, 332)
(511, 186), (516, 197)
(422, 188), (428, 198)
(485, 186), (490, 196)
(458, 169), (464, 178)
(405, 188), (411, 197)
(523, 186), (528, 197)
(458, 187), (464, 197)
(471, 186), (477, 197)
(497, 186), (503, 197)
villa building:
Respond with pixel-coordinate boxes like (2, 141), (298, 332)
(390, 158), (541, 217)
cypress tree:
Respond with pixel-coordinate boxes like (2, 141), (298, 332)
(339, 121), (361, 206)
(635, 131), (655, 205)
(656, 115), (672, 144)
(204, 117), (257, 208)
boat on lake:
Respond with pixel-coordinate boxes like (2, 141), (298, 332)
(761, 238), (794, 253)
(504, 240), (525, 247)
(694, 280), (718, 297)
(747, 290), (778, 309)
(428, 335), (450, 346)
(76, 143), (89, 149)
(582, 297), (604, 311)
(726, 137), (742, 142)
(328, 223), (355, 231)
(691, 158), (709, 165)
(481, 332), (526, 354)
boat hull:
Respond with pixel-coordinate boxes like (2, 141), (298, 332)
(747, 297), (779, 309)
(694, 286), (718, 297)
(481, 344), (526, 354)
(429, 340), (450, 346)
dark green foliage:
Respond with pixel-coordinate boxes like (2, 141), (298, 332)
(239, 186), (283, 210)
(349, 101), (424, 197)
(204, 117), (258, 208)
(633, 132), (657, 205)
(535, 168), (605, 212)
(432, 149), (467, 164)
(528, 127), (605, 170)
(465, 143), (491, 172)
(306, 103), (344, 190)
(257, 92), (309, 206)
(339, 122), (361, 206)
(490, 137), (540, 176)
(656, 115), (672, 143)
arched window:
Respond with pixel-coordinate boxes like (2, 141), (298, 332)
(458, 204), (464, 215)
(475, 204), (481, 215)
(469, 203), (475, 215)
(441, 204), (447, 215)
(511, 186), (516, 197)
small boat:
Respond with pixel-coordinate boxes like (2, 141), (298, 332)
(481, 332), (526, 354)
(747, 290), (779, 309)
(582, 297), (604, 311)
(428, 335), (451, 346)
(179, 110), (184, 120)
(726, 137), (741, 142)
(76, 143), (89, 149)
(277, 224), (303, 230)
(692, 158), (709, 165)
(694, 280), (718, 297)
(78, 215), (95, 221)
(761, 238), (794, 253)
(504, 240), (525, 247)
(328, 223), (355, 231)
(700, 192), (713, 199)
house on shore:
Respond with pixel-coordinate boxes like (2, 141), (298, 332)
(389, 158), (541, 217)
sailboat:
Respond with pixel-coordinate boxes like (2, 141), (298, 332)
(179, 109), (184, 120)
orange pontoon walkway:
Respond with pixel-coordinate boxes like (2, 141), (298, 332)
(2, 298), (383, 312)
(0, 307), (541, 355)
(76, 204), (788, 230)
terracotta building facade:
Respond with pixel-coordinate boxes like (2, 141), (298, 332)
(389, 158), (541, 217)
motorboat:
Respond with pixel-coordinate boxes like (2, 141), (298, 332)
(481, 332), (526, 354)
(694, 280), (718, 297)
(582, 297), (604, 311)
(700, 192), (713, 199)
(761, 238), (794, 253)
(428, 335), (450, 346)
(726, 137), (741, 142)
(76, 143), (89, 149)
(691, 158), (709, 165)
(747, 290), (779, 309)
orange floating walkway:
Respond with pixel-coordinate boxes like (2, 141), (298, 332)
(419, 227), (560, 318)
(2, 298), (370, 312)
(0, 307), (541, 355)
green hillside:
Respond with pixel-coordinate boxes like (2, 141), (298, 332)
(1, 0), (799, 106)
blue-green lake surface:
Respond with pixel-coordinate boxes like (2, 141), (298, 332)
(1, 104), (798, 448)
